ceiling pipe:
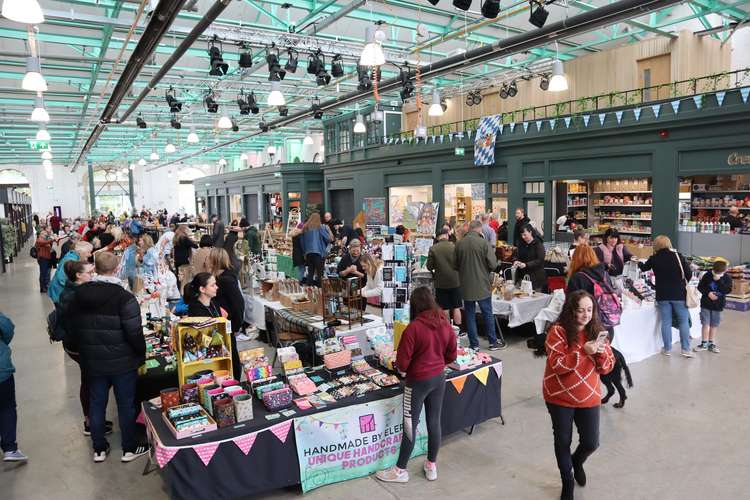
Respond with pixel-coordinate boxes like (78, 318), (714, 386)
(71, 0), (189, 171)
(152, 0), (683, 171)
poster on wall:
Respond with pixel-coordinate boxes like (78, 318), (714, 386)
(286, 208), (301, 235)
(416, 202), (439, 235)
(293, 394), (427, 493)
(362, 197), (386, 225)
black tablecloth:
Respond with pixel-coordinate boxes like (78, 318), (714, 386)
(137, 357), (179, 403)
(145, 359), (502, 500)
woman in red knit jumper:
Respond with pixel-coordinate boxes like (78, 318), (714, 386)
(543, 290), (614, 500)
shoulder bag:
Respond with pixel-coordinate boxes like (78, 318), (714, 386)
(675, 251), (699, 308)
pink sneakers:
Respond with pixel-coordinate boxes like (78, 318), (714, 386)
(375, 466), (409, 483)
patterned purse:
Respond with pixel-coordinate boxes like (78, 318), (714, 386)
(262, 386), (293, 411)
(324, 349), (351, 370)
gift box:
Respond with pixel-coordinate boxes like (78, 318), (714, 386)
(262, 386), (293, 411)
(213, 398), (236, 428)
(162, 403), (217, 439)
(289, 375), (317, 396)
(233, 394), (254, 422)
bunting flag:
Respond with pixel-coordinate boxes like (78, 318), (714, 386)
(633, 107), (642, 121)
(523, 122), (529, 133)
(693, 95), (702, 109)
(498, 123), (504, 135)
(563, 117), (571, 128)
(473, 114), (502, 167)
(582, 115), (591, 127)
(439, 135), (444, 143)
(155, 445), (178, 468)
(473, 366), (490, 386)
(449, 375), (467, 394)
(671, 100), (680, 114)
(651, 104), (661, 118)
(741, 87), (750, 104)
(716, 91), (726, 107)
(615, 111), (624, 124)
(194, 442), (220, 466)
(509, 122), (516, 133)
(270, 420), (293, 443)
(549, 119), (556, 130)
(232, 434), (258, 456)
(535, 120), (543, 132)
(491, 362), (503, 379)
(598, 113), (606, 126)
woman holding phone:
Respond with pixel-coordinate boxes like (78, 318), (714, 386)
(543, 290), (614, 500)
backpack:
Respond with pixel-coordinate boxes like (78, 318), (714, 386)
(581, 272), (622, 327)
(46, 309), (66, 343)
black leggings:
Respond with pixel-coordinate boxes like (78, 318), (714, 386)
(397, 373), (445, 469)
(304, 253), (324, 287)
(546, 403), (600, 483)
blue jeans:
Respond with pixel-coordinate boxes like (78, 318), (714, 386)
(656, 300), (691, 352)
(88, 370), (138, 453)
(38, 257), (50, 291)
(464, 296), (497, 348)
(0, 376), (17, 453)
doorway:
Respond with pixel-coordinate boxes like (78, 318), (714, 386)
(329, 189), (355, 224)
(244, 193), (259, 224)
(638, 54), (671, 101)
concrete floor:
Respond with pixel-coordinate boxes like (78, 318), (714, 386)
(1, 252), (748, 500)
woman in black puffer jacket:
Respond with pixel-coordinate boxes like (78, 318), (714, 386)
(514, 224), (547, 291)
(208, 247), (245, 381)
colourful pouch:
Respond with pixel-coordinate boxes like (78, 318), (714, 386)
(324, 349), (351, 370)
(262, 387), (293, 411)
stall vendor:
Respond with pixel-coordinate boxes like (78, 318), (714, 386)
(721, 206), (745, 232)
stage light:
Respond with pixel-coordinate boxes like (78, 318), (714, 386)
(170, 115), (182, 129)
(187, 129), (200, 144)
(238, 43), (253, 68)
(539, 74), (550, 91)
(507, 81), (518, 97)
(481, 0), (500, 18)
(473, 90), (482, 105)
(426, 0), (440, 5)
(453, 0), (472, 11)
(150, 149), (160, 161)
(399, 64), (414, 102)
(267, 81), (285, 106)
(217, 114), (232, 129)
(285, 48), (299, 73)
(549, 59), (568, 91)
(165, 87), (182, 113)
(165, 143), (176, 154)
(266, 45), (286, 81)
(204, 92), (219, 113)
(360, 26), (385, 66)
(31, 95), (49, 122)
(136, 113), (147, 128)
(304, 129), (314, 145)
(138, 158), (147, 166)
(22, 56), (47, 92)
(353, 113), (366, 134)
(316, 68), (331, 86)
(208, 37), (229, 76)
(231, 118), (239, 132)
(357, 65), (372, 91)
(312, 97), (323, 119)
(499, 84), (509, 99)
(278, 106), (289, 117)
(331, 54), (344, 78)
(529, 1), (549, 29)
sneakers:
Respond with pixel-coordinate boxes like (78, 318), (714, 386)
(3, 450), (28, 462)
(93, 444), (111, 463)
(488, 343), (501, 351)
(694, 341), (709, 352)
(375, 466), (409, 483)
(708, 343), (720, 353)
(84, 420), (114, 436)
(423, 461), (438, 481)
(121, 445), (149, 463)
(681, 349), (694, 358)
(661, 348), (671, 356)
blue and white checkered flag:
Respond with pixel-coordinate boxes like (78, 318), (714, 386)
(474, 114), (502, 167)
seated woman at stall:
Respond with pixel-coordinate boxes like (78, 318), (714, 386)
(360, 253), (384, 302)
(513, 224), (547, 291)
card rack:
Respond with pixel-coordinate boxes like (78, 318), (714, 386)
(380, 243), (413, 330)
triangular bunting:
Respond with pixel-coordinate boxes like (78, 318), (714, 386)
(670, 100), (680, 114)
(509, 122), (516, 133)
(473, 366), (490, 386)
(741, 87), (750, 104)
(155, 445), (178, 468)
(563, 117), (571, 128)
(598, 113), (606, 126)
(232, 434), (257, 455)
(651, 104), (661, 118)
(523, 122), (529, 133)
(450, 375), (467, 394)
(615, 111), (624, 124)
(498, 123), (504, 135)
(582, 115), (590, 127)
(439, 134), (444, 143)
(270, 420), (292, 443)
(716, 91), (726, 107)
(194, 442), (220, 466)
(492, 363), (503, 379)
(633, 107), (642, 121)
(693, 95), (702, 109)
(535, 120), (543, 131)
(549, 119), (556, 130)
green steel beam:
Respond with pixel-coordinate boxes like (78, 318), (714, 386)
(689, 3), (721, 39)
(571, 0), (677, 38)
(692, 0), (748, 21)
(243, 0), (290, 29)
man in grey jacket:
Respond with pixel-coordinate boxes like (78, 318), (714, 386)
(211, 214), (226, 248)
(455, 220), (500, 351)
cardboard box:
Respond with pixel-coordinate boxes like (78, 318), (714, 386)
(731, 280), (750, 297)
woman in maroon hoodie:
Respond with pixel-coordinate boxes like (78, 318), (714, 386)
(375, 287), (458, 483)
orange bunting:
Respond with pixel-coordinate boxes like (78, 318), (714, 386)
(450, 375), (468, 394)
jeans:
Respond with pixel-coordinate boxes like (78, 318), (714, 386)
(656, 300), (691, 352)
(397, 373), (446, 469)
(0, 376), (18, 452)
(304, 253), (324, 287)
(66, 352), (90, 419)
(546, 403), (600, 484)
(38, 257), (50, 291)
(464, 296), (497, 348)
(88, 370), (138, 453)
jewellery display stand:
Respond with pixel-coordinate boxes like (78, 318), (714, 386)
(321, 277), (364, 329)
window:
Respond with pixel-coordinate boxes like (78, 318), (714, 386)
(643, 68), (652, 101)
(389, 185), (433, 229)
(338, 125), (350, 152)
(444, 184), (485, 225)
(525, 182), (545, 194)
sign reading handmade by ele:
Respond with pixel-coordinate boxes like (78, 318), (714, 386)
(293, 394), (427, 492)
(474, 114), (502, 167)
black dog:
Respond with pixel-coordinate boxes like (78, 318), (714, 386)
(600, 348), (633, 408)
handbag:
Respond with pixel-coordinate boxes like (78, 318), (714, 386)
(674, 251), (699, 308)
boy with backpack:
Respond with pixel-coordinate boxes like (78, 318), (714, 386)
(695, 261), (732, 354)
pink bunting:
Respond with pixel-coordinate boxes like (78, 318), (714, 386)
(270, 420), (293, 443)
(136, 410), (145, 426)
(232, 434), (257, 456)
(155, 445), (178, 468)
(194, 442), (220, 466)
(492, 363), (503, 379)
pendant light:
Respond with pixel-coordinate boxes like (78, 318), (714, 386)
(36, 127), (50, 141)
(353, 113), (366, 134)
(44, 167), (53, 180)
(428, 89), (444, 117)
(218, 157), (227, 166)
(187, 128), (199, 144)
(360, 26), (386, 66)
(31, 95), (49, 122)
(42, 159), (52, 168)
(217, 114), (232, 129)
(267, 144), (277, 156)
(41, 150), (52, 160)
(22, 57), (47, 92)
(267, 81), (285, 106)
(165, 142), (176, 154)
(303, 129), (314, 145)
(138, 158), (147, 166)
(129, 162), (136, 170)
(150, 149), (159, 161)
(240, 152), (248, 161)
(2, 0), (45, 25)
(548, 59), (568, 92)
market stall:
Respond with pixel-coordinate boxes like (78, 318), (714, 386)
(492, 293), (552, 328)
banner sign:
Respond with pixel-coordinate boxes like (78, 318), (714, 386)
(473, 114), (502, 166)
(362, 197), (386, 225)
(294, 394), (427, 493)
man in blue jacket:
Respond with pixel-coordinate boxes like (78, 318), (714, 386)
(0, 312), (27, 462)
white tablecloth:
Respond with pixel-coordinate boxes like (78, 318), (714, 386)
(612, 304), (701, 364)
(492, 293), (553, 328)
(251, 296), (285, 330)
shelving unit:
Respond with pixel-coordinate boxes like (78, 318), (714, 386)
(686, 174), (750, 223)
(565, 182), (588, 225)
(176, 317), (233, 387)
(590, 178), (653, 242)
(455, 194), (472, 225)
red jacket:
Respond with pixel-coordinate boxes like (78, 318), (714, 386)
(543, 324), (614, 408)
(35, 236), (53, 260)
(396, 310), (457, 382)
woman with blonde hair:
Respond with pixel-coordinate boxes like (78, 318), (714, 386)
(360, 253), (384, 300)
(207, 247), (244, 380)
(639, 235), (693, 357)
(138, 234), (160, 278)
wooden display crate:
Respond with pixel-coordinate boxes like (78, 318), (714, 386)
(731, 279), (749, 297)
(175, 317), (233, 387)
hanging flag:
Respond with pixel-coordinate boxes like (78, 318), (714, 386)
(233, 434), (258, 456)
(473, 114), (502, 167)
(741, 87), (750, 104)
(615, 111), (624, 124)
(155, 445), (179, 468)
(194, 442), (220, 466)
(492, 362), (503, 379)
(270, 420), (293, 443)
(509, 122), (516, 133)
(671, 100), (680, 114)
(535, 120), (543, 132)
(523, 122), (529, 133)
(498, 123), (504, 135)
(716, 91), (726, 107)
(633, 107), (642, 121)
(563, 117), (572, 128)
(582, 115), (591, 127)
(439, 134), (444, 143)
(450, 375), (468, 394)
(598, 113), (606, 126)
(473, 366), (490, 386)
(651, 104), (661, 118)
(549, 119), (556, 130)
(693, 95), (702, 109)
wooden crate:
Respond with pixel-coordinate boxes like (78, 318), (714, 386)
(175, 317), (233, 387)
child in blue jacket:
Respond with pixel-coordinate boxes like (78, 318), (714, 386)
(0, 312), (28, 462)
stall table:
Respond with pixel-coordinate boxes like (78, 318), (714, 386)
(492, 293), (553, 328)
(144, 359), (503, 500)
